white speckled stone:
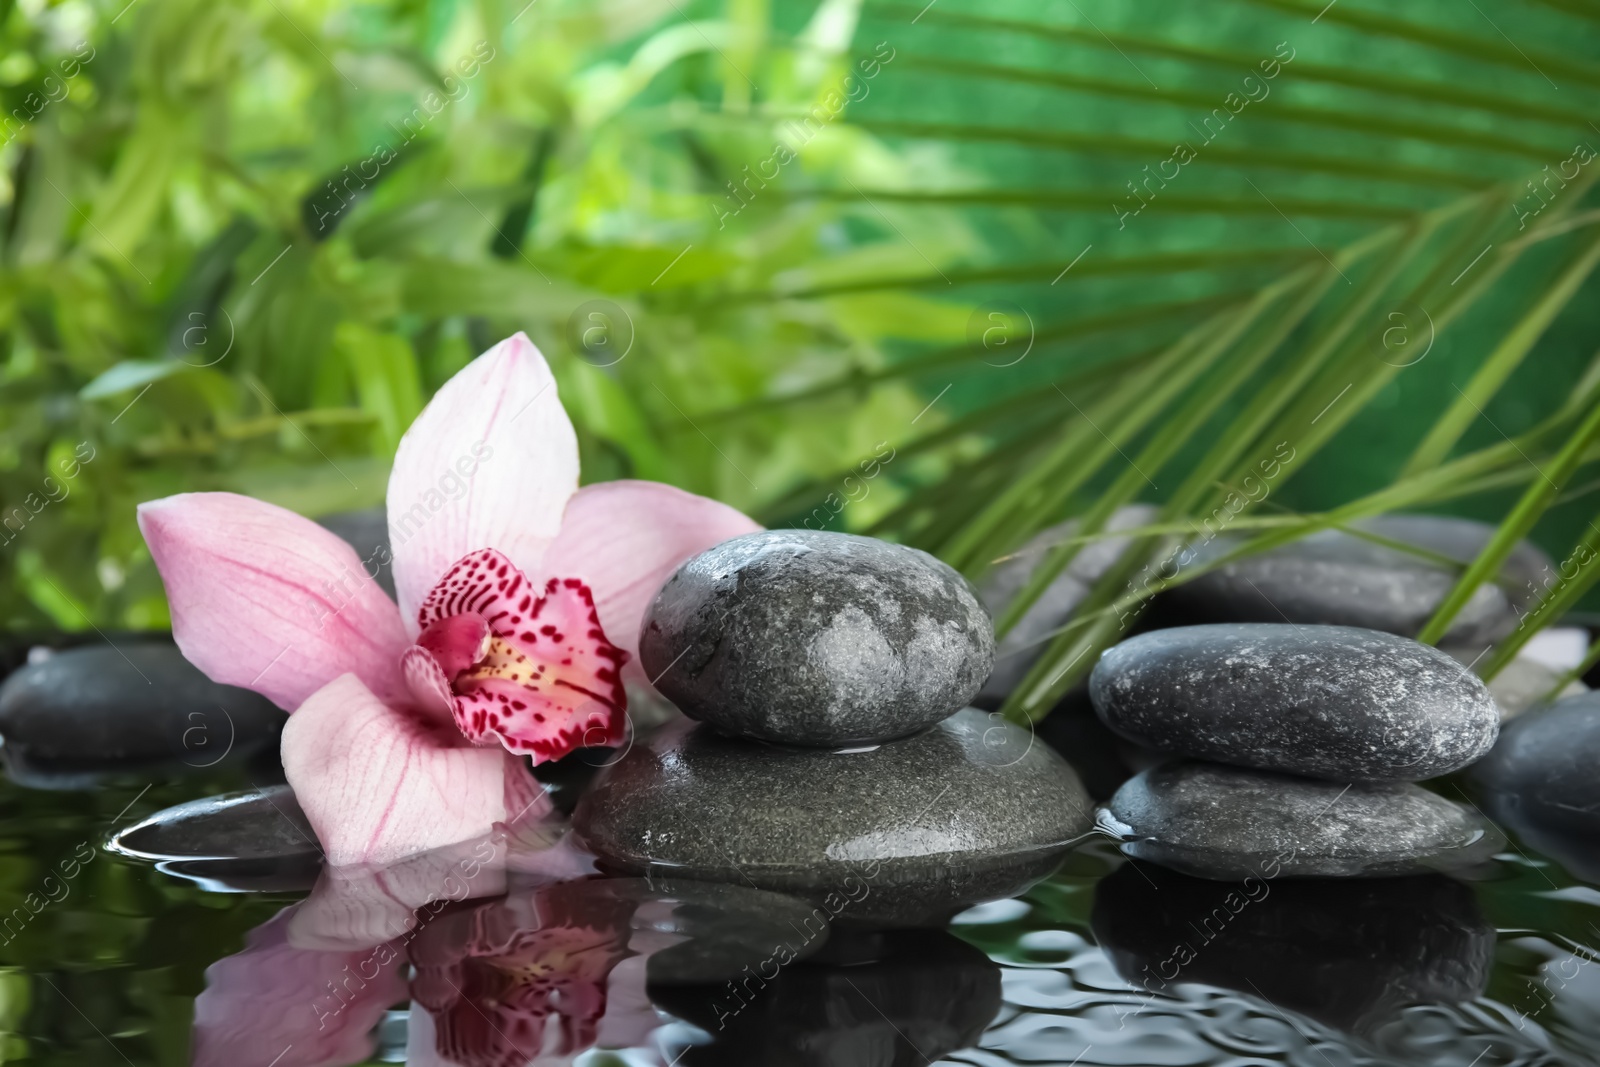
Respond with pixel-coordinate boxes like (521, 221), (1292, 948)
(1103, 762), (1503, 879)
(1089, 623), (1500, 781)
(640, 530), (994, 746)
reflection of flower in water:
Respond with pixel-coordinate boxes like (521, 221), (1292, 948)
(410, 883), (636, 1066)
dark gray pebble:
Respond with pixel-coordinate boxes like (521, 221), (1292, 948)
(0, 643), (284, 773)
(640, 530), (994, 746)
(1160, 514), (1549, 645)
(1472, 690), (1600, 838)
(573, 709), (1092, 926)
(110, 784), (319, 862)
(1090, 623), (1500, 781)
(1102, 761), (1503, 879)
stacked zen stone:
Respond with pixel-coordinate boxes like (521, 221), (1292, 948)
(573, 529), (1095, 926)
(1090, 622), (1506, 879)
(1155, 514), (1588, 717)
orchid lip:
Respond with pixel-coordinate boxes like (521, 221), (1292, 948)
(404, 547), (629, 763)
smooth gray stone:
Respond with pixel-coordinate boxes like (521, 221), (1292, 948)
(317, 508), (395, 597)
(1090, 623), (1500, 781)
(0, 643), (284, 770)
(573, 709), (1092, 926)
(1102, 762), (1503, 879)
(1472, 691), (1600, 839)
(110, 785), (320, 862)
(1162, 514), (1550, 645)
(1092, 863), (1493, 1034)
(640, 530), (994, 746)
(978, 505), (1160, 706)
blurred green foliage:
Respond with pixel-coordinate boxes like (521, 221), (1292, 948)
(0, 0), (944, 633)
(0, 0), (1598, 716)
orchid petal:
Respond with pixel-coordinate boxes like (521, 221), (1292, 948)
(542, 480), (761, 671)
(191, 904), (405, 1067)
(420, 548), (628, 761)
(388, 333), (579, 636)
(138, 493), (409, 712)
(400, 646), (458, 723)
(417, 612), (490, 676)
(282, 674), (547, 867)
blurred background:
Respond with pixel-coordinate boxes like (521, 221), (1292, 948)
(3, 0), (1599, 716)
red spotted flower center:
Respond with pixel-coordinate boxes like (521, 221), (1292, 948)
(399, 548), (627, 761)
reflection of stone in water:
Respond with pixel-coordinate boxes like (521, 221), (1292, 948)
(1090, 862), (1494, 1035)
(649, 928), (1001, 1067)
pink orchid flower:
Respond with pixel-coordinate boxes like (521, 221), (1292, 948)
(138, 333), (758, 868)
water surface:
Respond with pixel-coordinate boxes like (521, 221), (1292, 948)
(1, 766), (1597, 1066)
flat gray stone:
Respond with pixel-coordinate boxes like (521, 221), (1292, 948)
(317, 508), (395, 597)
(640, 530), (994, 746)
(1092, 863), (1493, 1034)
(1160, 514), (1549, 645)
(0, 643), (284, 771)
(1090, 623), (1500, 781)
(573, 709), (1092, 926)
(977, 505), (1159, 705)
(1102, 762), (1503, 879)
(110, 785), (319, 862)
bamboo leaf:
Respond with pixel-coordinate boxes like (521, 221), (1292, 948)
(1403, 224), (1600, 475)
(1416, 400), (1600, 644)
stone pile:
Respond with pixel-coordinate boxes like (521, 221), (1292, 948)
(1090, 622), (1505, 878)
(573, 529), (1095, 925)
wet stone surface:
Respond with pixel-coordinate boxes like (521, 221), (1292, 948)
(1090, 623), (1500, 781)
(1473, 691), (1600, 839)
(1158, 514), (1549, 645)
(0, 642), (284, 774)
(640, 529), (995, 747)
(1102, 761), (1503, 879)
(111, 784), (319, 862)
(573, 709), (1092, 926)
